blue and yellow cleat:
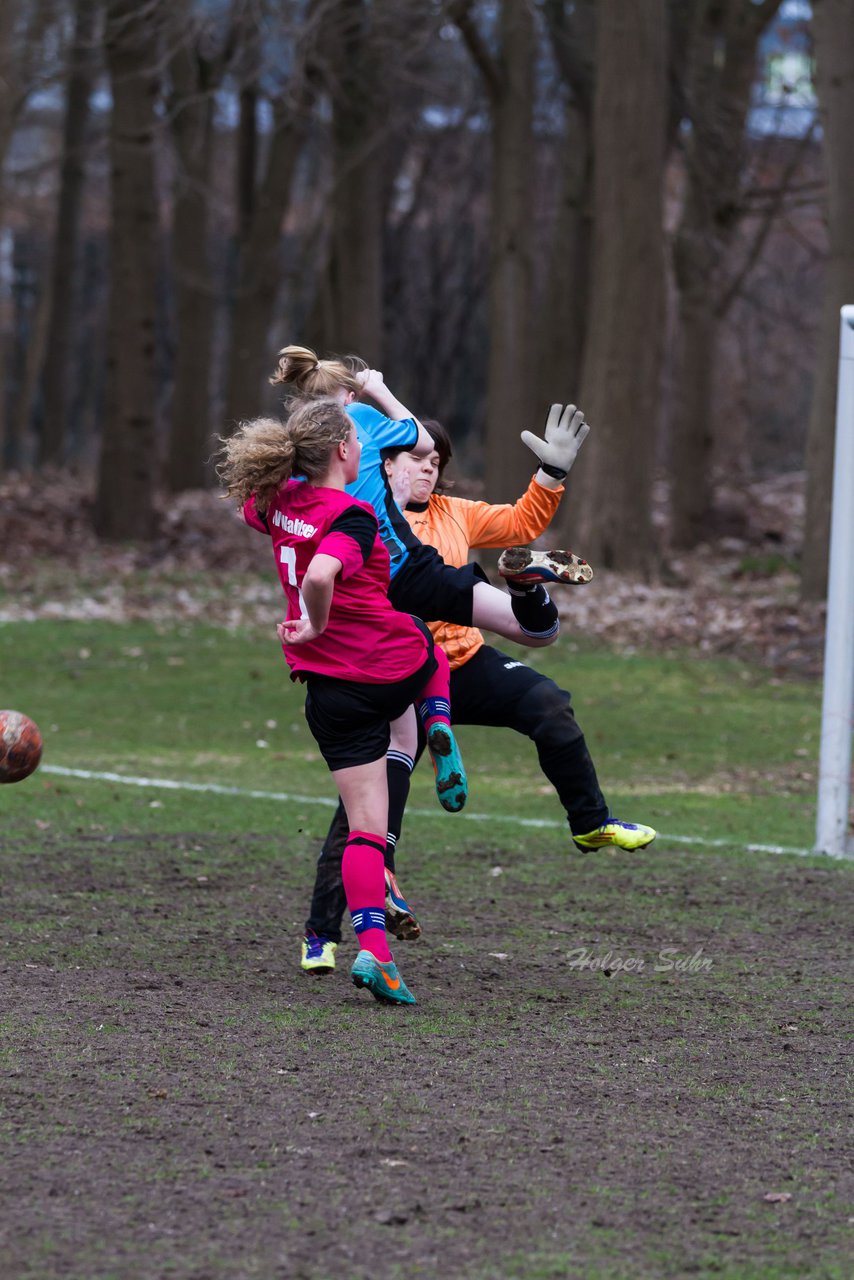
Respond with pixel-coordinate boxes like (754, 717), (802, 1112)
(498, 546), (593, 586)
(351, 950), (416, 1006)
(301, 932), (337, 974)
(385, 868), (422, 940)
(573, 819), (657, 853)
(427, 723), (467, 813)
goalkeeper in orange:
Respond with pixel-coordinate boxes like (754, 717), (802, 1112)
(301, 405), (656, 972)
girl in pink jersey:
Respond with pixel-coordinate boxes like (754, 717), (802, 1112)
(272, 346), (592, 966)
(217, 398), (467, 1006)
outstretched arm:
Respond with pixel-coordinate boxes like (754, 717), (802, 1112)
(521, 403), (590, 490)
(450, 475), (565, 550)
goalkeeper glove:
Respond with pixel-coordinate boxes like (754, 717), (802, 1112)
(521, 403), (590, 481)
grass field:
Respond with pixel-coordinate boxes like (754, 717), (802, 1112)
(1, 621), (852, 1279)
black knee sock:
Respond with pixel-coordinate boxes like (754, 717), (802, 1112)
(305, 801), (350, 942)
(507, 583), (560, 639)
(385, 750), (414, 872)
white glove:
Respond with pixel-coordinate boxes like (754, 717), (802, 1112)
(521, 403), (590, 480)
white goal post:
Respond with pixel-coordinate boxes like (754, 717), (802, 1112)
(815, 304), (854, 858)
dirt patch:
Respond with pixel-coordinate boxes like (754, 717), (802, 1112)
(1, 832), (851, 1278)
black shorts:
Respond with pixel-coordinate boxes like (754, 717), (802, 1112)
(303, 642), (438, 772)
(388, 544), (488, 627)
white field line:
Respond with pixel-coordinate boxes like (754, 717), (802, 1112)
(40, 763), (817, 858)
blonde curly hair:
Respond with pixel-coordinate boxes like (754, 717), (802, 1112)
(269, 343), (365, 399)
(217, 398), (352, 514)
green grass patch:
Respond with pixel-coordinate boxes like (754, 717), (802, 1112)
(1, 620), (824, 853)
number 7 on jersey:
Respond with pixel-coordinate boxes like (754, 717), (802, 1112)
(279, 546), (308, 619)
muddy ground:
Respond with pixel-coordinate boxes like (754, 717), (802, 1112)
(0, 832), (851, 1279)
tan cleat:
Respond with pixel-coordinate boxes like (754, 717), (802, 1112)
(385, 868), (422, 941)
(498, 547), (593, 586)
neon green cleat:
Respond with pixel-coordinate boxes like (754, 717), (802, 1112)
(351, 950), (416, 1006)
(573, 820), (657, 852)
(301, 933), (337, 974)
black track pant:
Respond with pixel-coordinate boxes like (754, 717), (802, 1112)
(304, 644), (609, 942)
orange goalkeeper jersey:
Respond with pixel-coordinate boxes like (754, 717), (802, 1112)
(403, 474), (564, 672)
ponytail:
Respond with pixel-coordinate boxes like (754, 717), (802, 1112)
(216, 417), (298, 514)
(217, 398), (353, 513)
(270, 343), (362, 398)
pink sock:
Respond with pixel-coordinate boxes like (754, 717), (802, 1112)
(342, 830), (392, 963)
(417, 645), (452, 733)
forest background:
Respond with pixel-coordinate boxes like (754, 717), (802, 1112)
(0, 0), (852, 602)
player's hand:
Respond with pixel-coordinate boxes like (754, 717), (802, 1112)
(521, 403), (590, 480)
(277, 617), (321, 646)
(389, 466), (412, 510)
(356, 368), (386, 399)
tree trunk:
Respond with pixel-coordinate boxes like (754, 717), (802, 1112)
(570, 0), (666, 572)
(0, 0), (55, 469)
(484, 0), (535, 503)
(801, 0), (854, 599)
(0, 0), (49, 169)
(223, 0), (319, 430)
(320, 0), (386, 363)
(451, 0), (537, 500)
(11, 245), (52, 464)
(165, 9), (219, 490)
(676, 281), (724, 536)
(539, 0), (594, 412)
(324, 107), (384, 362)
(94, 0), (161, 541)
(0, 2), (11, 466)
(537, 101), (593, 435)
(237, 83), (258, 242)
(38, 0), (98, 467)
(3, 231), (43, 470)
(223, 93), (312, 428)
(669, 0), (783, 549)
(670, 140), (732, 546)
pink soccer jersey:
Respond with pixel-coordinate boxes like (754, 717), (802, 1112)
(243, 481), (429, 683)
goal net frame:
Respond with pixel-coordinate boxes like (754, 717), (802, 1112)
(815, 305), (854, 858)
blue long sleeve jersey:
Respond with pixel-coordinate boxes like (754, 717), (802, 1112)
(345, 401), (422, 579)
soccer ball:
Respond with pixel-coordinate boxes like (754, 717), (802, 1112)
(0, 710), (44, 783)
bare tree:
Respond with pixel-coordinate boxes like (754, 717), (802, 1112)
(37, 0), (99, 467)
(164, 0), (232, 489)
(570, 0), (667, 572)
(317, 0), (388, 361)
(0, 3), (21, 178)
(383, 111), (491, 432)
(94, 0), (163, 539)
(801, 0), (854, 599)
(452, 0), (537, 502)
(302, 0), (457, 379)
(0, 0), (57, 172)
(222, 0), (316, 429)
(539, 0), (595, 406)
(668, 0), (784, 549)
(0, 0), (65, 469)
